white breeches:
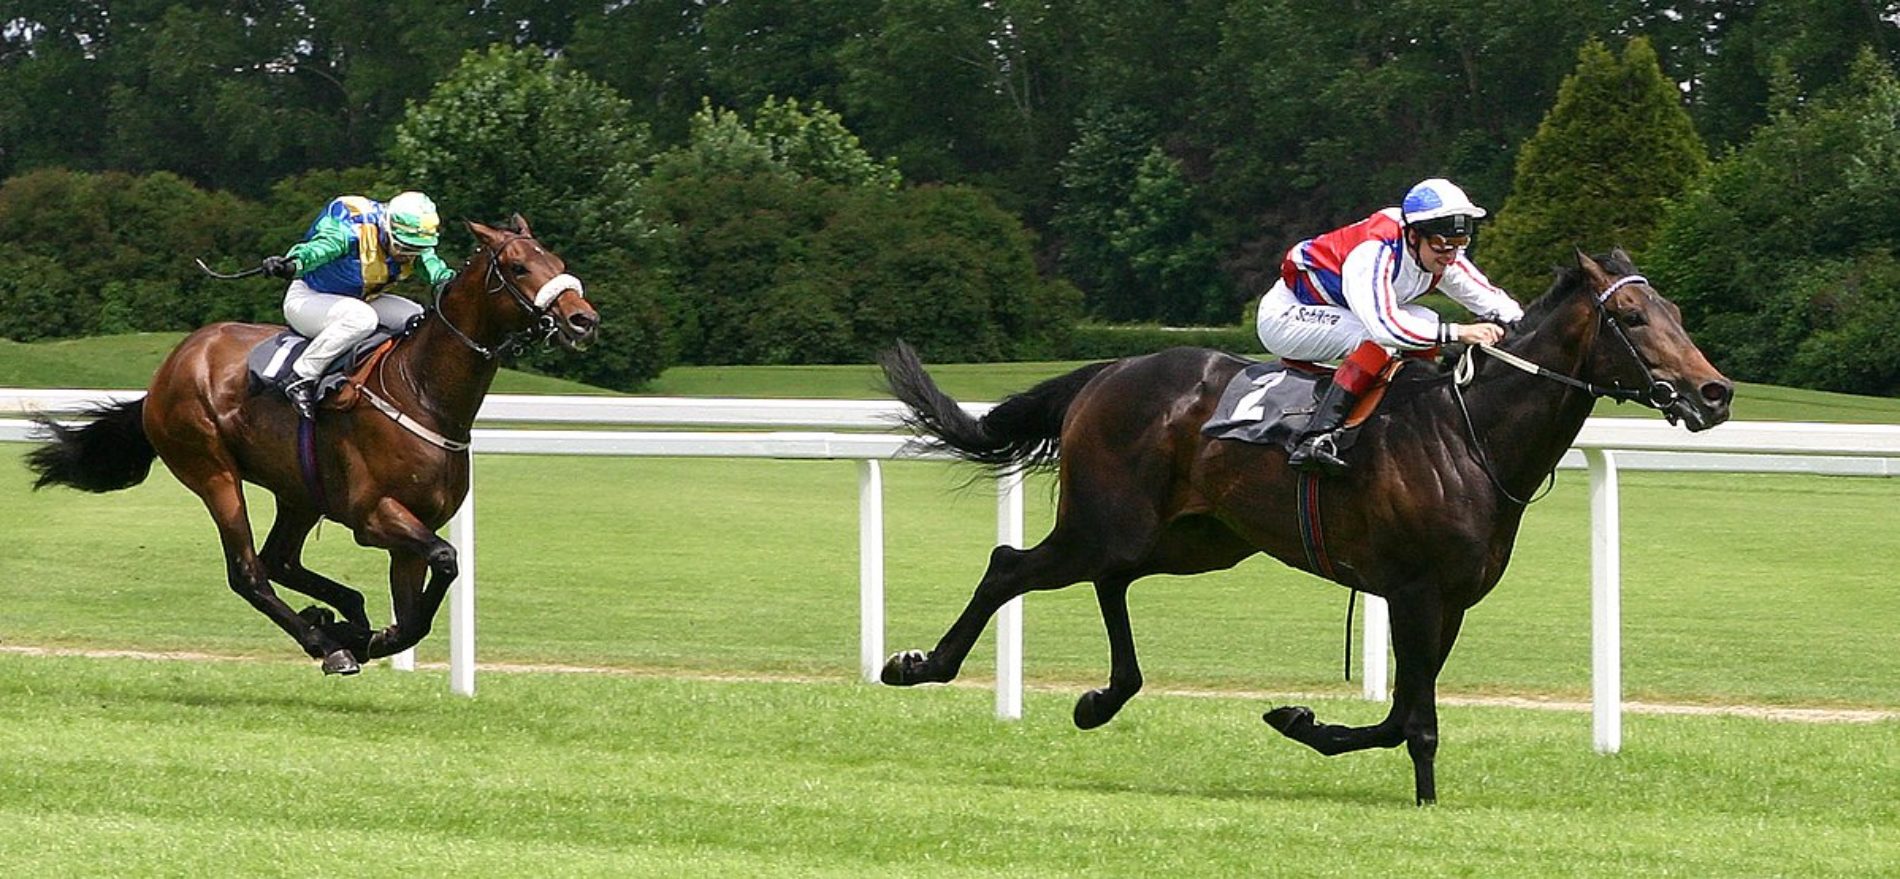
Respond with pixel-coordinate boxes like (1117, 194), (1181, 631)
(283, 281), (424, 379)
(1254, 280), (1431, 362)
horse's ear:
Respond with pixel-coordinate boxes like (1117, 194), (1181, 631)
(511, 213), (532, 236)
(464, 218), (496, 243)
(1575, 247), (1612, 288)
(1609, 245), (1633, 266)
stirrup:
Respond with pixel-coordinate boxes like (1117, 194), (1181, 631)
(1289, 432), (1349, 475)
(284, 377), (319, 422)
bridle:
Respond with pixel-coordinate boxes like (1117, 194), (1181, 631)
(432, 232), (585, 361)
(1449, 272), (1680, 505)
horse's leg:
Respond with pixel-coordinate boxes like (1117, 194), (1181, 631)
(1262, 587), (1460, 804)
(1073, 519), (1257, 728)
(1072, 575), (1140, 729)
(1401, 606), (1466, 806)
(353, 498), (456, 658)
(259, 504), (374, 656)
(182, 469), (359, 674)
(881, 530), (1098, 686)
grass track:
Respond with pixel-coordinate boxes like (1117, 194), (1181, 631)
(1, 654), (1895, 877)
(5, 334), (1900, 875)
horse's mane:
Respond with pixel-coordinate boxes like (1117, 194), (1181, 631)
(1388, 250), (1636, 389)
(1512, 251), (1637, 333)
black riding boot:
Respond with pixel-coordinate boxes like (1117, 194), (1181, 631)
(1288, 381), (1358, 475)
(284, 376), (319, 422)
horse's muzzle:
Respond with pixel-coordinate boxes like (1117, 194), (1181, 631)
(556, 310), (598, 352)
(1668, 378), (1734, 432)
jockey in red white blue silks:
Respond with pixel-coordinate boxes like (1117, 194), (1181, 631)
(259, 191), (456, 420)
(1254, 178), (1524, 474)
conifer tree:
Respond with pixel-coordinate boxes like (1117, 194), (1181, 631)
(1483, 38), (1707, 297)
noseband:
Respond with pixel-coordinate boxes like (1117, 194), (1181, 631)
(433, 232), (586, 361)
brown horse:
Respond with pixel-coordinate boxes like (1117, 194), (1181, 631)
(28, 217), (598, 675)
(877, 250), (1732, 804)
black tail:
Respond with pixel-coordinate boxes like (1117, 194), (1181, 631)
(878, 341), (1113, 474)
(26, 398), (158, 493)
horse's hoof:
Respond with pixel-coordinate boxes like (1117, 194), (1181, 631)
(1073, 688), (1119, 730)
(320, 649), (361, 676)
(1262, 705), (1315, 737)
(880, 650), (930, 686)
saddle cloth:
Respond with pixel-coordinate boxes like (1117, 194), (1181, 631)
(1201, 356), (1415, 449)
(245, 320), (413, 405)
(1201, 361), (1333, 450)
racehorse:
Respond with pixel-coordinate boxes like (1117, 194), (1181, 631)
(27, 216), (598, 676)
(876, 249), (1732, 804)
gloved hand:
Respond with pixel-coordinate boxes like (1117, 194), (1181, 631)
(261, 255), (298, 279)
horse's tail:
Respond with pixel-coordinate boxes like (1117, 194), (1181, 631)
(878, 341), (1113, 474)
(26, 398), (158, 493)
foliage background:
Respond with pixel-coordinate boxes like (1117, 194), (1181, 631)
(2, 2), (1897, 392)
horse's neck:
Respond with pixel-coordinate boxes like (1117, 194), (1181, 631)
(383, 285), (504, 434)
(1449, 296), (1602, 495)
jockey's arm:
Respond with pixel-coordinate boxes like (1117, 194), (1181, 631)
(1338, 240), (1445, 350)
(283, 215), (355, 276)
(414, 248), (455, 290)
(1437, 255), (1525, 325)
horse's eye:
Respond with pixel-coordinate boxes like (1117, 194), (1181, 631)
(1620, 311), (1646, 328)
(511, 263), (530, 277)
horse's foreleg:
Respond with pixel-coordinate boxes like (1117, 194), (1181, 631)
(355, 498), (456, 659)
(1263, 591), (1465, 805)
(882, 536), (1091, 686)
(188, 471), (358, 675)
(1073, 576), (1141, 729)
(260, 506), (373, 655)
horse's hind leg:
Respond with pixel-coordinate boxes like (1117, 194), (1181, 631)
(881, 530), (1097, 686)
(181, 469), (359, 674)
(1072, 575), (1140, 729)
(259, 504), (373, 658)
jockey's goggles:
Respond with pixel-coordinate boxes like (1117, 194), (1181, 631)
(1422, 233), (1471, 254)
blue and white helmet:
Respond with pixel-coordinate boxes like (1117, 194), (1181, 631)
(1401, 178), (1486, 237)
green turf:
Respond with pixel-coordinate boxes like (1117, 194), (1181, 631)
(0, 654), (1893, 878)
(5, 449), (1898, 710)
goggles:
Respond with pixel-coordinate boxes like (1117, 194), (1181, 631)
(1422, 233), (1471, 254)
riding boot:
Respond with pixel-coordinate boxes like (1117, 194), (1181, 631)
(284, 376), (319, 422)
(1288, 381), (1357, 474)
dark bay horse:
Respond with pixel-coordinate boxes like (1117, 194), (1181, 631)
(28, 217), (598, 676)
(878, 250), (1732, 804)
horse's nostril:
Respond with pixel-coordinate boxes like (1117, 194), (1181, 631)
(569, 313), (597, 333)
(1701, 381), (1732, 406)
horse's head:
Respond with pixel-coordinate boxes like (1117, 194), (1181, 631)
(459, 215), (599, 353)
(1574, 248), (1733, 431)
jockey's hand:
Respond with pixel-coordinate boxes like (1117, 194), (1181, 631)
(261, 255), (298, 279)
(1451, 322), (1505, 346)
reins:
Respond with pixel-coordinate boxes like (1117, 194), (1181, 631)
(431, 233), (577, 361)
(1447, 273), (1675, 507)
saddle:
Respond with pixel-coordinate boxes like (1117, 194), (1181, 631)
(1201, 354), (1419, 451)
(245, 318), (418, 412)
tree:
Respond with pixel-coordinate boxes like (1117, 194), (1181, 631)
(1647, 50), (1900, 394)
(1482, 37), (1708, 297)
(391, 45), (670, 389)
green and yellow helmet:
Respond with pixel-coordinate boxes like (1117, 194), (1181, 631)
(385, 191), (441, 250)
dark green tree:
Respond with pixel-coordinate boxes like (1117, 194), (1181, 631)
(1647, 50), (1900, 394)
(1482, 37), (1707, 297)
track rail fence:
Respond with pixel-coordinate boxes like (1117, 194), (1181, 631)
(6, 389), (1898, 749)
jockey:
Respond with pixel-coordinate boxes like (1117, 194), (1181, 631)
(1255, 178), (1524, 474)
(260, 191), (455, 420)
